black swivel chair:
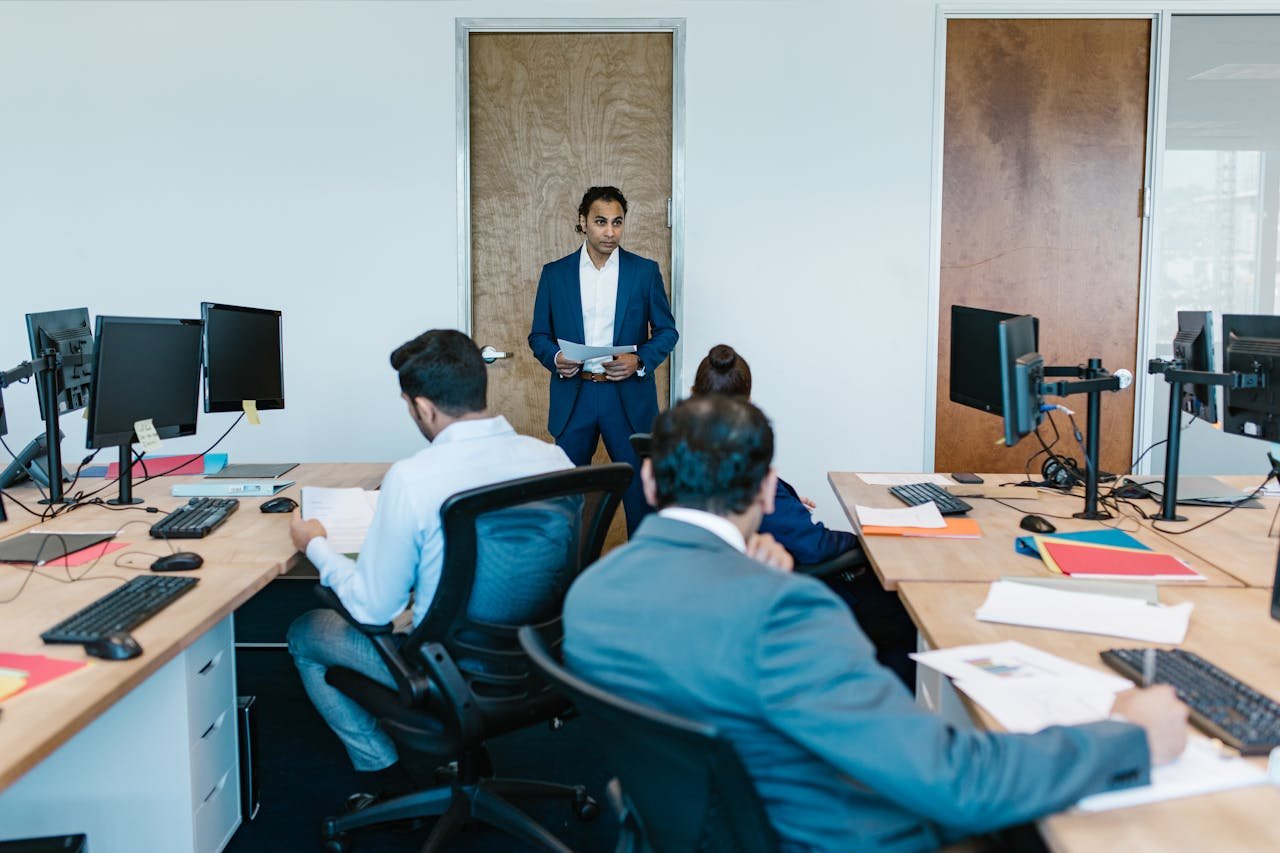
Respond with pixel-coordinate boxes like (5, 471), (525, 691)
(518, 625), (780, 853)
(628, 431), (867, 581)
(315, 463), (633, 853)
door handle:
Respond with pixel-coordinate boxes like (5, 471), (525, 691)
(480, 346), (511, 364)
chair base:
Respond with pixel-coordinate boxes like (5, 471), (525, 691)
(320, 776), (597, 853)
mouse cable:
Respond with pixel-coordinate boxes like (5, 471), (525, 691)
(0, 521), (152, 606)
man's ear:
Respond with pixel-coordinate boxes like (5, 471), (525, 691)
(412, 395), (436, 424)
(577, 214), (587, 234)
(757, 468), (779, 516)
(641, 458), (658, 508)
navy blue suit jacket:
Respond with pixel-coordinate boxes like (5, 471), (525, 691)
(762, 477), (859, 565)
(528, 247), (678, 437)
(565, 516), (1150, 851)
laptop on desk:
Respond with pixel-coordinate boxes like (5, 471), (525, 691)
(1124, 475), (1256, 506)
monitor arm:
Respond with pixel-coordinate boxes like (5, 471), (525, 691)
(1146, 358), (1266, 521)
(1, 360), (34, 389)
(1036, 359), (1129, 520)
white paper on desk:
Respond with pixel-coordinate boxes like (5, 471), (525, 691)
(855, 503), (947, 529)
(301, 486), (380, 555)
(975, 580), (1194, 644)
(951, 678), (1121, 732)
(1076, 736), (1267, 812)
(556, 339), (637, 363)
(857, 473), (955, 487)
(911, 641), (1131, 693)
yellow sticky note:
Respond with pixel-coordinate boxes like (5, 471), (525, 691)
(134, 418), (163, 452)
(83, 408), (89, 419)
(243, 399), (260, 425)
(0, 674), (28, 702)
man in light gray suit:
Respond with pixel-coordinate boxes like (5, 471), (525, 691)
(563, 394), (1188, 851)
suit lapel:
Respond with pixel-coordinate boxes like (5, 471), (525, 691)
(558, 251), (586, 343)
(613, 249), (635, 344)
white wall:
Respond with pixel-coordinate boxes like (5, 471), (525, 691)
(0, 0), (941, 530)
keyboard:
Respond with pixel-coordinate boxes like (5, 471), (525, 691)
(1101, 647), (1280, 755)
(150, 497), (239, 539)
(41, 574), (199, 644)
(888, 482), (972, 516)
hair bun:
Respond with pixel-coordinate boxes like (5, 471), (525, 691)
(708, 344), (738, 372)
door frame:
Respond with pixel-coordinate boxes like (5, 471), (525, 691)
(455, 17), (687, 407)
(924, 6), (1164, 473)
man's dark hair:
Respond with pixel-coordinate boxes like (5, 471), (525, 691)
(692, 344), (753, 398)
(394, 329), (487, 416)
(575, 186), (628, 234)
(649, 395), (774, 515)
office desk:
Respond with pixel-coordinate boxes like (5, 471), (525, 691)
(898, 582), (1280, 852)
(0, 463), (387, 852)
(827, 473), (1250, 588)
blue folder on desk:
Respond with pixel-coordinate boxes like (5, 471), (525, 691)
(1014, 528), (1150, 558)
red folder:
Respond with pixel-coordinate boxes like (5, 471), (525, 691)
(1035, 537), (1204, 581)
(106, 454), (206, 478)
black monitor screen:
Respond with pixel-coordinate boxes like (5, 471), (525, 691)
(86, 316), (204, 449)
(1222, 313), (1280, 443)
(201, 303), (284, 413)
(951, 305), (1040, 415)
(1174, 310), (1217, 424)
(26, 307), (94, 419)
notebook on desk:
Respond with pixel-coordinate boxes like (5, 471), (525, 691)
(0, 532), (114, 565)
(1125, 475), (1255, 505)
(207, 462), (299, 479)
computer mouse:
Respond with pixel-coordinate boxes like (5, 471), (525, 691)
(84, 631), (143, 661)
(1019, 514), (1057, 534)
(260, 496), (299, 514)
(151, 551), (204, 572)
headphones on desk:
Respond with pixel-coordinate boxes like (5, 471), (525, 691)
(1041, 456), (1085, 488)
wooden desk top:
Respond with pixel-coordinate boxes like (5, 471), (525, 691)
(0, 462), (389, 792)
(897, 582), (1280, 851)
(827, 473), (1248, 589)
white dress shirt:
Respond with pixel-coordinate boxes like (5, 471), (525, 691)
(578, 243), (620, 373)
(657, 506), (747, 552)
(306, 415), (573, 626)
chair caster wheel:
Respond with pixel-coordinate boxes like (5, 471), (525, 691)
(321, 836), (349, 853)
(573, 791), (600, 822)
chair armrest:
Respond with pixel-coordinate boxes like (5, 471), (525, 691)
(794, 546), (868, 580)
(313, 584), (395, 635)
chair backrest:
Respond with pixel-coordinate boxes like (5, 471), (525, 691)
(401, 463), (633, 736)
(518, 626), (780, 853)
(628, 432), (652, 460)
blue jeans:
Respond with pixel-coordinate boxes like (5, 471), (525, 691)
(287, 609), (400, 771)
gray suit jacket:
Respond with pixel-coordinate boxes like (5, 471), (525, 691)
(563, 516), (1150, 852)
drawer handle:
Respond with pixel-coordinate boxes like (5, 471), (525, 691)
(203, 770), (230, 804)
(197, 650), (224, 676)
(201, 710), (228, 740)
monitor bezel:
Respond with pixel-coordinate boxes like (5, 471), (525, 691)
(200, 302), (285, 414)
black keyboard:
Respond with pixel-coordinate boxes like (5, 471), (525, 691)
(150, 497), (239, 539)
(41, 575), (199, 644)
(1101, 647), (1280, 756)
(888, 482), (972, 516)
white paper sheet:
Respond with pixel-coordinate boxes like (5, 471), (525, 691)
(952, 679), (1122, 732)
(556, 339), (638, 362)
(911, 641), (1132, 693)
(975, 580), (1194, 644)
(855, 503), (947, 529)
(1076, 736), (1267, 812)
(301, 486), (379, 555)
(857, 473), (955, 486)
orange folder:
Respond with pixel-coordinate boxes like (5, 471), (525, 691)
(861, 517), (982, 539)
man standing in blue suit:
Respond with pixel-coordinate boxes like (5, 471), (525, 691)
(529, 186), (678, 534)
(564, 394), (1190, 851)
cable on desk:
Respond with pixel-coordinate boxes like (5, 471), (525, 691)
(0, 522), (151, 606)
(1148, 474), (1276, 535)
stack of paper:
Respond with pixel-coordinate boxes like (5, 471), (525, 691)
(975, 579), (1194, 643)
(301, 487), (380, 554)
(857, 473), (954, 487)
(1034, 537), (1204, 581)
(856, 503), (981, 538)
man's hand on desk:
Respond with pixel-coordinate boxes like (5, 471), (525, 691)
(1112, 685), (1190, 766)
(290, 510), (328, 553)
(747, 532), (794, 572)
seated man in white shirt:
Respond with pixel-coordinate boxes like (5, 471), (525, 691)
(286, 329), (572, 805)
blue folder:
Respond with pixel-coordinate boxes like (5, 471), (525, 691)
(1014, 528), (1150, 558)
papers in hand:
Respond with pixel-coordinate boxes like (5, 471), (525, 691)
(911, 641), (1131, 732)
(556, 339), (637, 363)
(301, 487), (380, 555)
(855, 502), (946, 529)
(976, 580), (1194, 644)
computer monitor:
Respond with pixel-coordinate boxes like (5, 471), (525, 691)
(201, 302), (285, 413)
(997, 314), (1044, 448)
(86, 316), (204, 450)
(1222, 314), (1280, 442)
(951, 306), (1021, 414)
(25, 308), (94, 419)
(1173, 310), (1217, 424)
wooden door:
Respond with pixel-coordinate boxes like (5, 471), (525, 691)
(468, 32), (674, 443)
(935, 19), (1150, 474)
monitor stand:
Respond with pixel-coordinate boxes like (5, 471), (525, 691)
(0, 431), (72, 491)
(106, 444), (142, 505)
